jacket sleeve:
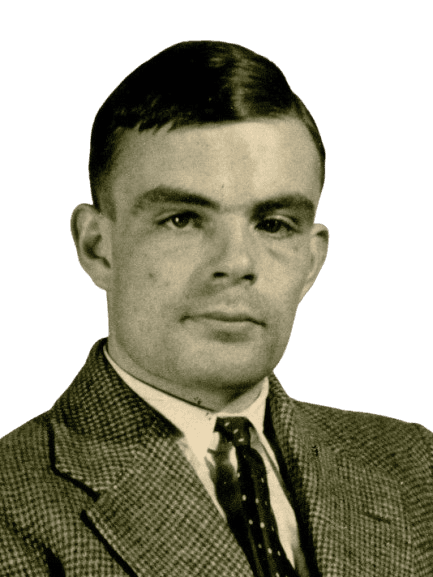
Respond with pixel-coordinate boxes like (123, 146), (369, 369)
(414, 423), (433, 479)
(0, 521), (52, 576)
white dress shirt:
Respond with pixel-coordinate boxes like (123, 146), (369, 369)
(104, 348), (309, 576)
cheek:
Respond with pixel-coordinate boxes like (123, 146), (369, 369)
(267, 248), (311, 295)
(112, 242), (194, 311)
(262, 253), (311, 326)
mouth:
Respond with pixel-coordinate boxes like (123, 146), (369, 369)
(198, 311), (262, 324)
(183, 309), (265, 342)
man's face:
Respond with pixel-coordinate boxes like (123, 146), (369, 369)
(104, 118), (325, 406)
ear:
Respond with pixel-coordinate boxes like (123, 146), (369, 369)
(71, 203), (113, 290)
(299, 223), (329, 301)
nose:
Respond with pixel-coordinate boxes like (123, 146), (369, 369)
(209, 218), (257, 285)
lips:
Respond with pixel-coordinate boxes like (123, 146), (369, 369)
(189, 310), (264, 325)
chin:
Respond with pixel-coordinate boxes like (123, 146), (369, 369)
(179, 349), (276, 391)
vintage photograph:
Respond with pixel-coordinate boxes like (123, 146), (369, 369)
(1, 2), (432, 575)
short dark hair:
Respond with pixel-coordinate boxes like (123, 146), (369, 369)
(89, 41), (325, 216)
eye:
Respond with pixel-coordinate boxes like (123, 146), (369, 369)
(161, 211), (200, 229)
(256, 218), (294, 236)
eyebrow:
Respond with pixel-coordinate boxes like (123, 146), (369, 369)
(132, 185), (315, 222)
(132, 186), (218, 212)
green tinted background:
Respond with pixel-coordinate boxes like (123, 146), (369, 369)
(1, 0), (431, 436)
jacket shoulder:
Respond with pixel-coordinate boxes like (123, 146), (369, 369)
(0, 404), (120, 574)
(0, 412), (52, 487)
(292, 398), (433, 475)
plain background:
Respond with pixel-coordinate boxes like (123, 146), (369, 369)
(1, 1), (432, 438)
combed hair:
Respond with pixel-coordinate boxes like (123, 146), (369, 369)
(89, 41), (325, 215)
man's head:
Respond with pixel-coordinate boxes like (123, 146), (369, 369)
(72, 41), (328, 410)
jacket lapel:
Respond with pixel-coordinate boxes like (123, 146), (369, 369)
(51, 340), (253, 577)
(268, 374), (413, 577)
(83, 424), (254, 577)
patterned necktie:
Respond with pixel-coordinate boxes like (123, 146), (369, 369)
(214, 416), (298, 577)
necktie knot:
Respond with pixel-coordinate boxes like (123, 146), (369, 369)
(215, 416), (251, 447)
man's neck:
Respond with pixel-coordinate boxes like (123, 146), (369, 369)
(106, 338), (265, 412)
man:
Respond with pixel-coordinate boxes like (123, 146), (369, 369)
(0, 41), (432, 576)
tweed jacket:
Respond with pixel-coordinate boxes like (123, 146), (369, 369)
(1, 339), (432, 576)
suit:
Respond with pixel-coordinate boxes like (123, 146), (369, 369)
(1, 338), (432, 576)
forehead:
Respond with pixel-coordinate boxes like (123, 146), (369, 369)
(110, 118), (323, 210)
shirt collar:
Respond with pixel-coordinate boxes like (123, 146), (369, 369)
(104, 346), (269, 462)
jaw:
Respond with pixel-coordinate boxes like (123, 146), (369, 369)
(107, 321), (286, 410)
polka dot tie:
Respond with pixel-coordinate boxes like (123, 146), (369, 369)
(214, 417), (299, 577)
